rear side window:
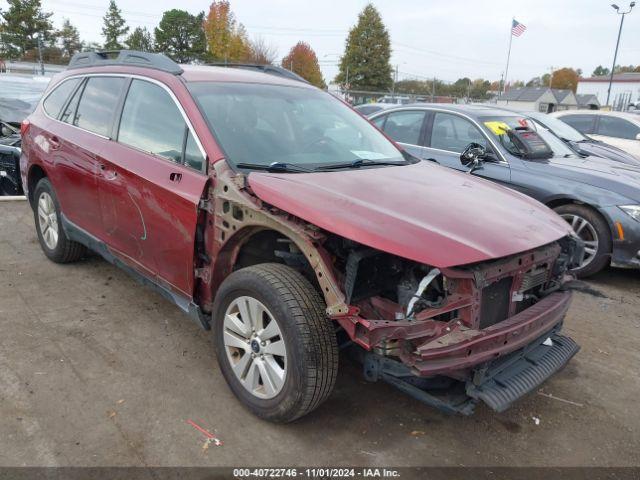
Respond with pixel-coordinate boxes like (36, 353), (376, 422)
(118, 80), (186, 163)
(43, 78), (81, 118)
(75, 77), (125, 137)
(382, 111), (425, 145)
(596, 116), (640, 140)
(559, 115), (595, 134)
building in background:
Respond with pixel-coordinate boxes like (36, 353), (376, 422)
(577, 73), (640, 110)
(495, 87), (579, 113)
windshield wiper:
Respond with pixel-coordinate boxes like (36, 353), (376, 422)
(235, 162), (314, 173)
(316, 158), (408, 170)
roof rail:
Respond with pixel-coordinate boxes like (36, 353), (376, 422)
(68, 50), (183, 75)
(206, 63), (309, 84)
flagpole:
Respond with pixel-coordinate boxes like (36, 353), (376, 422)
(502, 17), (514, 97)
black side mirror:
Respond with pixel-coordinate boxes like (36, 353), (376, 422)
(460, 142), (487, 172)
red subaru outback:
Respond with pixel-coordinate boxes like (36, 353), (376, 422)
(20, 51), (583, 422)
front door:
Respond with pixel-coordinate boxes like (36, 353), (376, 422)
(422, 111), (511, 185)
(98, 78), (208, 297)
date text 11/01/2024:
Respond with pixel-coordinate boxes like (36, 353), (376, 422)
(233, 468), (401, 478)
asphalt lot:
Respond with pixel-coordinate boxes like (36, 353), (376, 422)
(1, 200), (639, 467)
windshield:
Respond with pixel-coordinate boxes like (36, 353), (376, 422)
(188, 82), (405, 169)
(525, 112), (586, 142)
(479, 115), (578, 158)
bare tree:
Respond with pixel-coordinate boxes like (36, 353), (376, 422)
(246, 37), (277, 65)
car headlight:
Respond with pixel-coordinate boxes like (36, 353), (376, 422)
(619, 205), (640, 222)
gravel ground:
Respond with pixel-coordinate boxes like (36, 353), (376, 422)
(0, 200), (639, 467)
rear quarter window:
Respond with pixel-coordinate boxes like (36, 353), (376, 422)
(42, 78), (81, 118)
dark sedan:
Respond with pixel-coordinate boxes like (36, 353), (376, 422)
(369, 104), (640, 277)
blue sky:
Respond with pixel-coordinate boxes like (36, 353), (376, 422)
(3, 0), (639, 84)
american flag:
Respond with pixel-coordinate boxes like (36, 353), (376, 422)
(511, 19), (527, 37)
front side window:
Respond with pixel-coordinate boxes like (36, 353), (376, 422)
(383, 111), (425, 145)
(559, 115), (596, 134)
(430, 112), (487, 153)
(75, 77), (125, 136)
(118, 80), (187, 163)
(188, 82), (405, 170)
(184, 130), (205, 171)
(43, 78), (81, 118)
(371, 115), (386, 129)
(596, 116), (640, 140)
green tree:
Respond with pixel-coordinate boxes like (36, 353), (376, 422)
(102, 0), (129, 50)
(592, 65), (610, 77)
(282, 41), (325, 88)
(0, 0), (54, 59)
(154, 9), (206, 63)
(57, 18), (81, 58)
(125, 26), (154, 52)
(335, 4), (392, 91)
(203, 1), (250, 62)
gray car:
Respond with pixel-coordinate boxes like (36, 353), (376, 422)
(369, 104), (640, 277)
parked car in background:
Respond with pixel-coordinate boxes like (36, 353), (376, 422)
(496, 108), (640, 166)
(378, 95), (411, 105)
(0, 75), (49, 195)
(369, 104), (640, 277)
(353, 102), (394, 116)
(551, 110), (640, 160)
(21, 51), (582, 421)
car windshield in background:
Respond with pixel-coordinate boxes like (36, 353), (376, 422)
(0, 75), (50, 123)
(188, 82), (406, 170)
(479, 115), (577, 158)
(525, 112), (586, 143)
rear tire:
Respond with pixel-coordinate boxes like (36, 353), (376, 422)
(554, 204), (610, 278)
(212, 263), (338, 422)
(33, 178), (86, 263)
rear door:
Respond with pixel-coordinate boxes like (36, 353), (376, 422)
(374, 110), (427, 158)
(98, 78), (208, 297)
(422, 111), (511, 184)
(40, 76), (126, 238)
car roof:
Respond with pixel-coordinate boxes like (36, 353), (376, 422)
(554, 109), (640, 122)
(371, 103), (522, 119)
(179, 64), (314, 88)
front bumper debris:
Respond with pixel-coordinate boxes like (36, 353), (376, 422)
(357, 326), (579, 415)
(465, 333), (579, 412)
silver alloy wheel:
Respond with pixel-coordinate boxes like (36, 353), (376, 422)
(560, 213), (598, 268)
(37, 191), (59, 250)
(223, 296), (287, 399)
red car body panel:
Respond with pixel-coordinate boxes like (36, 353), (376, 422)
(248, 162), (572, 268)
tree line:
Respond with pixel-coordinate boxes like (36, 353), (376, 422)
(0, 0), (328, 87)
(2, 1), (637, 97)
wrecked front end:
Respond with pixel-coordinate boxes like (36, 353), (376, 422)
(207, 162), (583, 415)
(327, 236), (583, 414)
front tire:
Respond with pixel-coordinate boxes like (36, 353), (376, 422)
(33, 178), (86, 263)
(212, 263), (338, 422)
(554, 204), (611, 278)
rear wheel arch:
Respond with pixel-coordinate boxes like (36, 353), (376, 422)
(27, 164), (48, 206)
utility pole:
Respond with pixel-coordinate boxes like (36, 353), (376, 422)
(37, 34), (45, 76)
(549, 66), (555, 89)
(431, 76), (436, 102)
(607, 2), (635, 107)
